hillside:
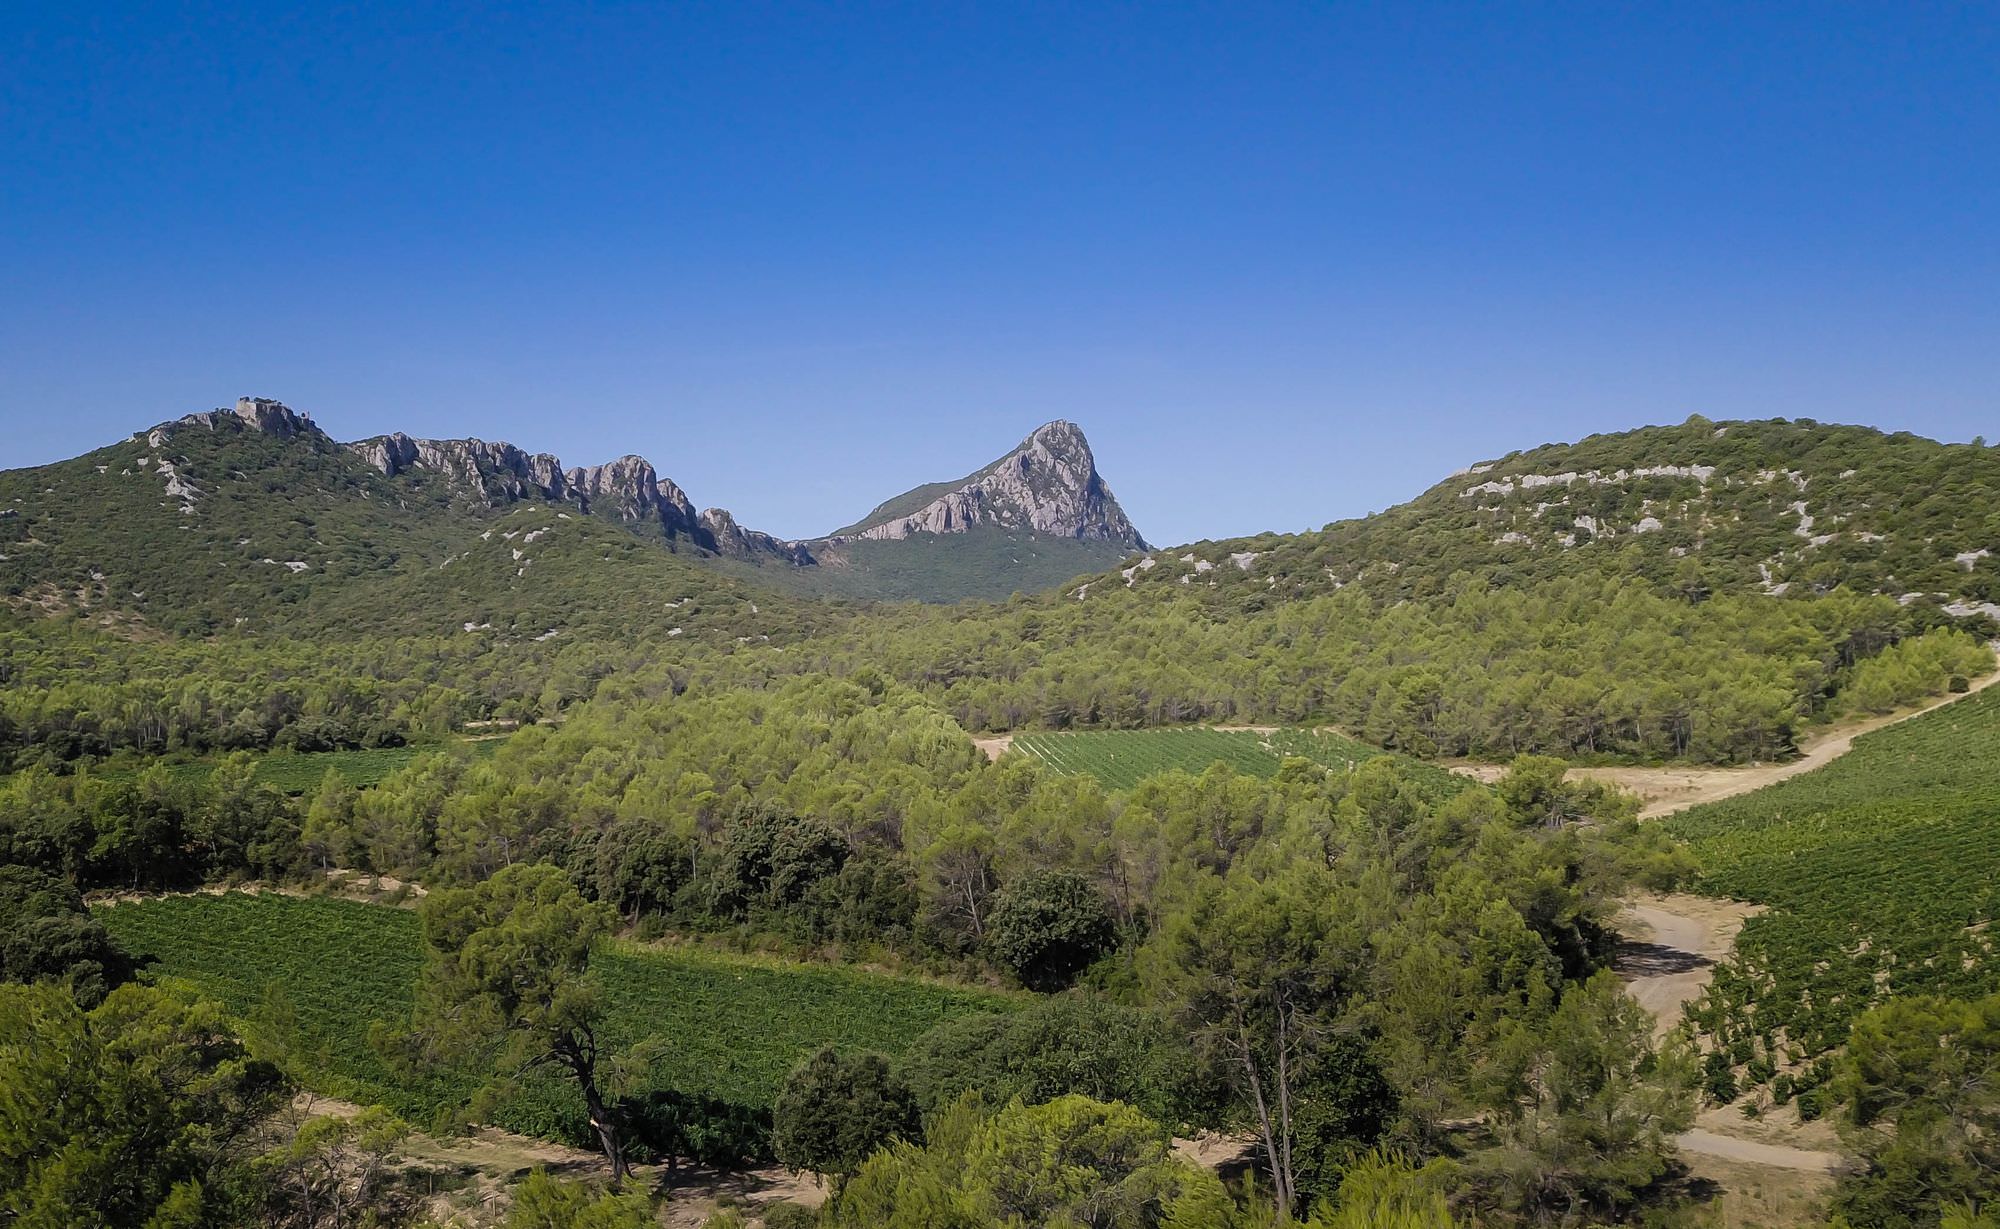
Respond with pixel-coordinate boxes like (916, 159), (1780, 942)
(0, 397), (1150, 612)
(1086, 416), (2000, 623)
(0, 398), (827, 643)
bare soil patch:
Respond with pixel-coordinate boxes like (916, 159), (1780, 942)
(972, 733), (1014, 761)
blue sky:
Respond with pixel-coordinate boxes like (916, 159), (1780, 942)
(3, 3), (1994, 545)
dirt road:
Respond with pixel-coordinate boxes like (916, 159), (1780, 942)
(1453, 664), (2000, 818)
(1596, 673), (2000, 1177)
(1614, 896), (1845, 1174)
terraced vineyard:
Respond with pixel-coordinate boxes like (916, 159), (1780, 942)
(1010, 725), (1464, 795)
(98, 893), (1015, 1140)
(1667, 685), (2000, 1076)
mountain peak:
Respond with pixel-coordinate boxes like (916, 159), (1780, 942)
(825, 420), (1146, 548)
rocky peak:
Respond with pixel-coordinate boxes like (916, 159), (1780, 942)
(232, 396), (314, 436)
(828, 420), (1147, 548)
(144, 396), (324, 447)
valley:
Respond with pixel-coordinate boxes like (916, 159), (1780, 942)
(5, 401), (1999, 1229)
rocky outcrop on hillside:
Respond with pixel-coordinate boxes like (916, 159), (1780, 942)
(352, 433), (576, 505)
(828, 421), (1147, 548)
(144, 397), (323, 447)
(346, 432), (798, 557)
(123, 396), (1141, 587)
(700, 507), (815, 565)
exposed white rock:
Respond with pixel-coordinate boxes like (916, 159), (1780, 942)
(1632, 516), (1665, 534)
(1229, 551), (1259, 570)
(1945, 600), (2000, 621)
(1122, 556), (1157, 585)
(1956, 549), (1991, 570)
(839, 422), (1147, 548)
(1462, 464), (1714, 499)
(1496, 531), (1532, 545)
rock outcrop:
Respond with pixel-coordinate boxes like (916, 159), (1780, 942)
(144, 397), (323, 447)
(347, 433), (797, 557)
(700, 507), (815, 565)
(827, 421), (1147, 548)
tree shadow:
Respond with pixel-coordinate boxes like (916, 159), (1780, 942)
(1615, 938), (1709, 977)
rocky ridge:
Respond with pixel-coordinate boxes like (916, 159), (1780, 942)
(825, 420), (1147, 548)
(129, 397), (1145, 578)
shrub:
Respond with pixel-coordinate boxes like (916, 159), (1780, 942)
(984, 871), (1116, 992)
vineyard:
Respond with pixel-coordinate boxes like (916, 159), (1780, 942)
(1009, 725), (1464, 795)
(1667, 685), (2000, 1093)
(96, 893), (1015, 1140)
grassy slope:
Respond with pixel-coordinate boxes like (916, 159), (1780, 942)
(1667, 685), (2000, 1057)
(98, 893), (1015, 1135)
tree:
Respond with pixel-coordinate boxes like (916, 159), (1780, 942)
(1289, 1033), (1399, 1209)
(242, 1105), (412, 1229)
(0, 864), (132, 1005)
(984, 869), (1117, 991)
(1145, 867), (1353, 1215)
(1470, 970), (1693, 1222)
(900, 996), (1202, 1126)
(1306, 1150), (1459, 1229)
(829, 1094), (1234, 1229)
(0, 981), (287, 1226)
(1832, 992), (2000, 1228)
(398, 862), (651, 1184)
(771, 1046), (920, 1190)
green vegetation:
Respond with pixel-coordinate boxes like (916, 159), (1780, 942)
(1670, 684), (2000, 1072)
(96, 892), (1015, 1135)
(1831, 991), (2000, 1229)
(720, 527), (1133, 603)
(68, 739), (502, 792)
(0, 980), (288, 1227)
(400, 864), (647, 1180)
(1010, 725), (1462, 793)
(1122, 417), (2000, 609)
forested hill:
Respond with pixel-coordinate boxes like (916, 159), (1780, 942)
(0, 398), (831, 643)
(1090, 417), (2000, 619)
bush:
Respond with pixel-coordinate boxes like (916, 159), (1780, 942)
(899, 997), (1210, 1127)
(619, 1088), (771, 1169)
(760, 1204), (818, 1229)
(984, 870), (1117, 992)
(771, 1048), (920, 1184)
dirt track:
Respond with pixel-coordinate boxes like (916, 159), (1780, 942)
(1452, 664), (2000, 818)
(1599, 673), (2000, 1177)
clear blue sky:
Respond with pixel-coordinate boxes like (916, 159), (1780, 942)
(3, 3), (1994, 545)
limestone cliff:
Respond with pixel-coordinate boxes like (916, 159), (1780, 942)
(824, 421), (1147, 548)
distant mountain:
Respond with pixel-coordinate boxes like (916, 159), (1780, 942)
(347, 424), (808, 564)
(0, 396), (815, 641)
(824, 421), (1147, 547)
(0, 397), (1154, 630)
(722, 420), (1148, 603)
(1078, 415), (2000, 624)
